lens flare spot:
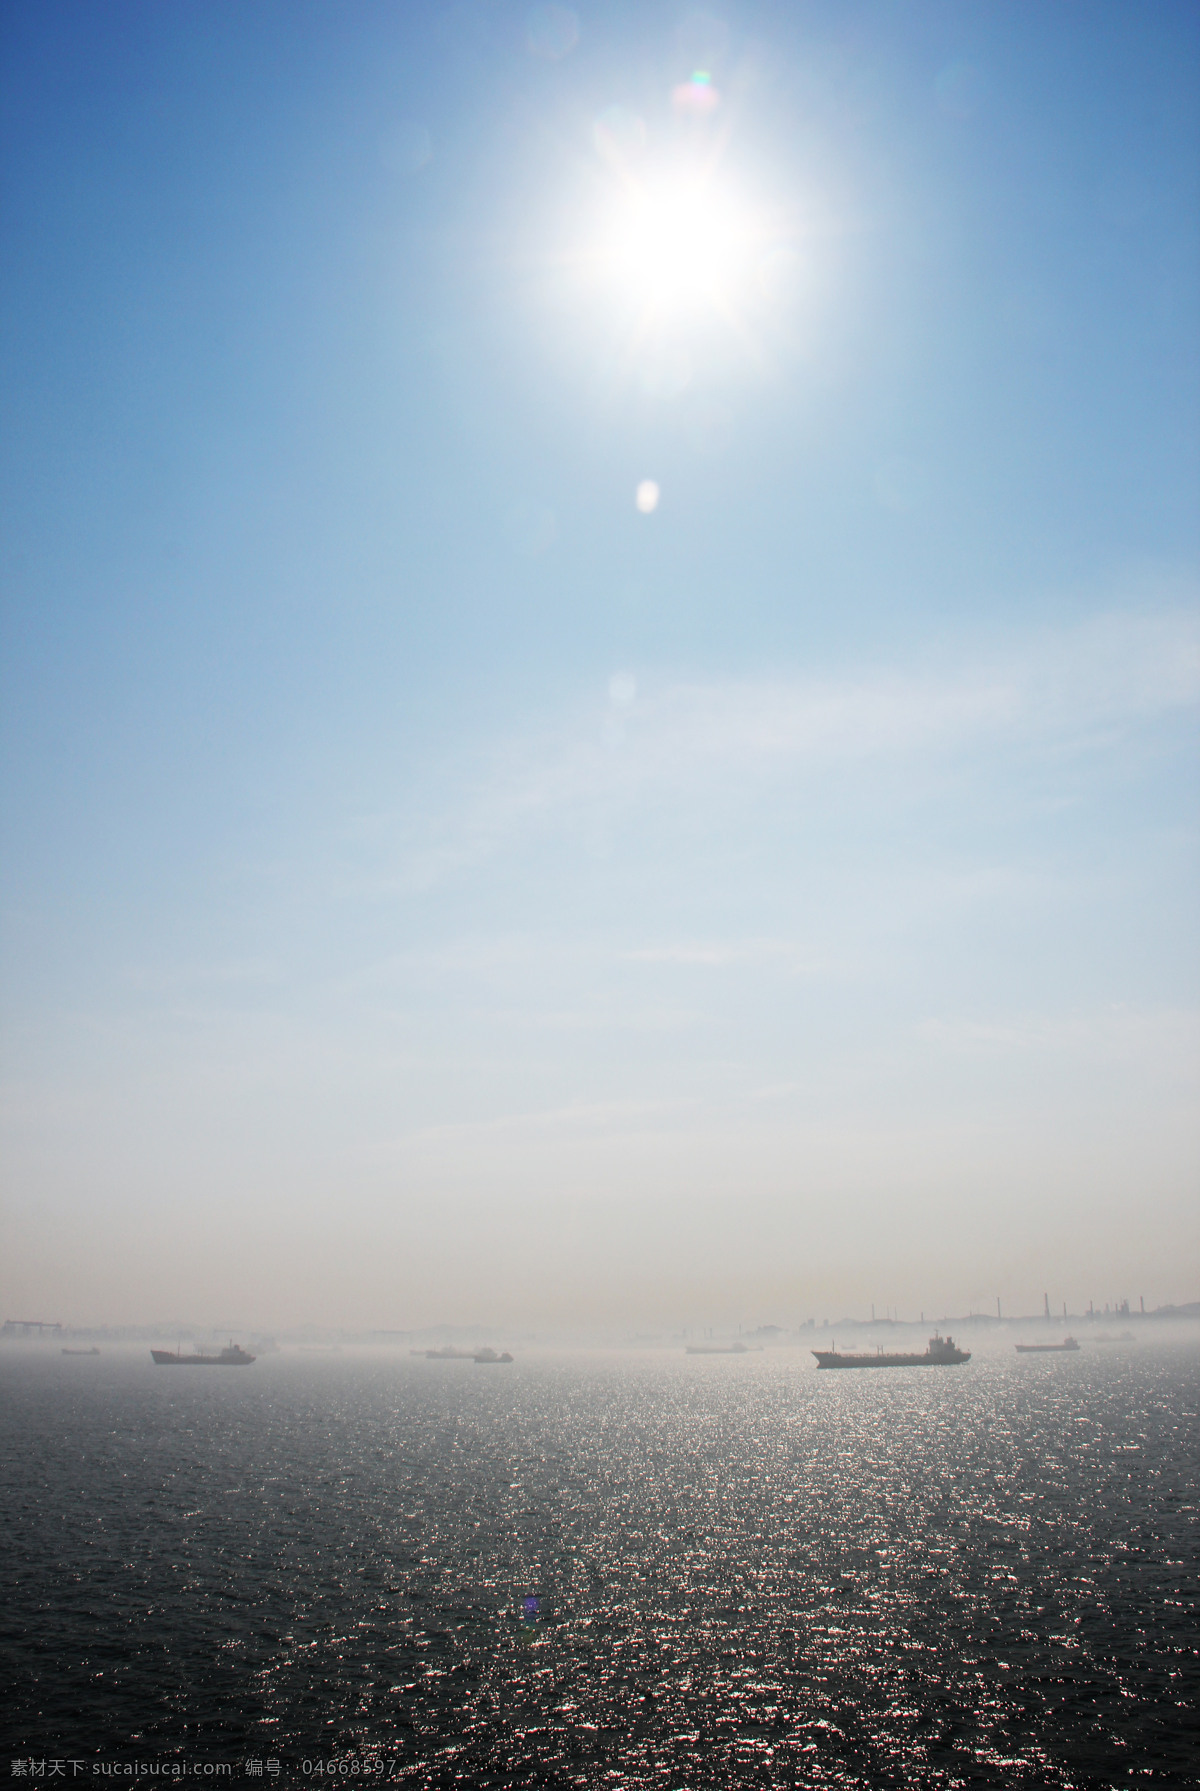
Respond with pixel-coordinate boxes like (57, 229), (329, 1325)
(639, 341), (692, 400)
(504, 502), (557, 556)
(935, 61), (984, 120)
(526, 4), (579, 61)
(672, 70), (721, 116)
(676, 10), (731, 70)
(379, 122), (432, 174)
(593, 104), (647, 167)
(757, 242), (802, 302)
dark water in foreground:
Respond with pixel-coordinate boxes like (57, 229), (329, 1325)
(1, 1344), (1197, 1787)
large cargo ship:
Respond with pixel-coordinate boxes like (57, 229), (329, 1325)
(150, 1344), (256, 1366)
(813, 1334), (970, 1369)
(1015, 1337), (1079, 1353)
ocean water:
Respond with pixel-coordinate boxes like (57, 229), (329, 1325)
(1, 1342), (1197, 1787)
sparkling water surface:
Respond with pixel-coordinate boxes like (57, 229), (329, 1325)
(2, 1343), (1197, 1786)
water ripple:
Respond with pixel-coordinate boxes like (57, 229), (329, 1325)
(2, 1346), (1197, 1786)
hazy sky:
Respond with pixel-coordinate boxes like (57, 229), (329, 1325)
(2, 0), (1197, 1332)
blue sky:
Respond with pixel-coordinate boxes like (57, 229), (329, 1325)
(2, 1), (1197, 1330)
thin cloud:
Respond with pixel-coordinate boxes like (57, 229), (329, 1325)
(621, 940), (827, 971)
(915, 1005), (1200, 1064)
(370, 607), (1197, 893)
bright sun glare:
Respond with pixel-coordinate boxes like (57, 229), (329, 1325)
(605, 173), (754, 315)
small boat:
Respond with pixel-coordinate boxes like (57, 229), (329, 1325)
(61, 1347), (100, 1356)
(150, 1343), (256, 1366)
(473, 1348), (513, 1363)
(1015, 1337), (1080, 1353)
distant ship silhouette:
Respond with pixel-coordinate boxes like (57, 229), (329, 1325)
(150, 1343), (255, 1366)
(813, 1334), (970, 1369)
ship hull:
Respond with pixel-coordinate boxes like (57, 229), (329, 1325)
(150, 1349), (255, 1366)
(813, 1353), (968, 1368)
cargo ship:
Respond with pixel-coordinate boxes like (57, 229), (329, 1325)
(150, 1344), (256, 1366)
(473, 1348), (513, 1363)
(813, 1334), (970, 1369)
(686, 1341), (750, 1355)
(1015, 1337), (1079, 1353)
(62, 1347), (100, 1356)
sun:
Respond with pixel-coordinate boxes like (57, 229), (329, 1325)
(602, 168), (757, 318)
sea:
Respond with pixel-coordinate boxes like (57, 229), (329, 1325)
(1, 1340), (1197, 1788)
